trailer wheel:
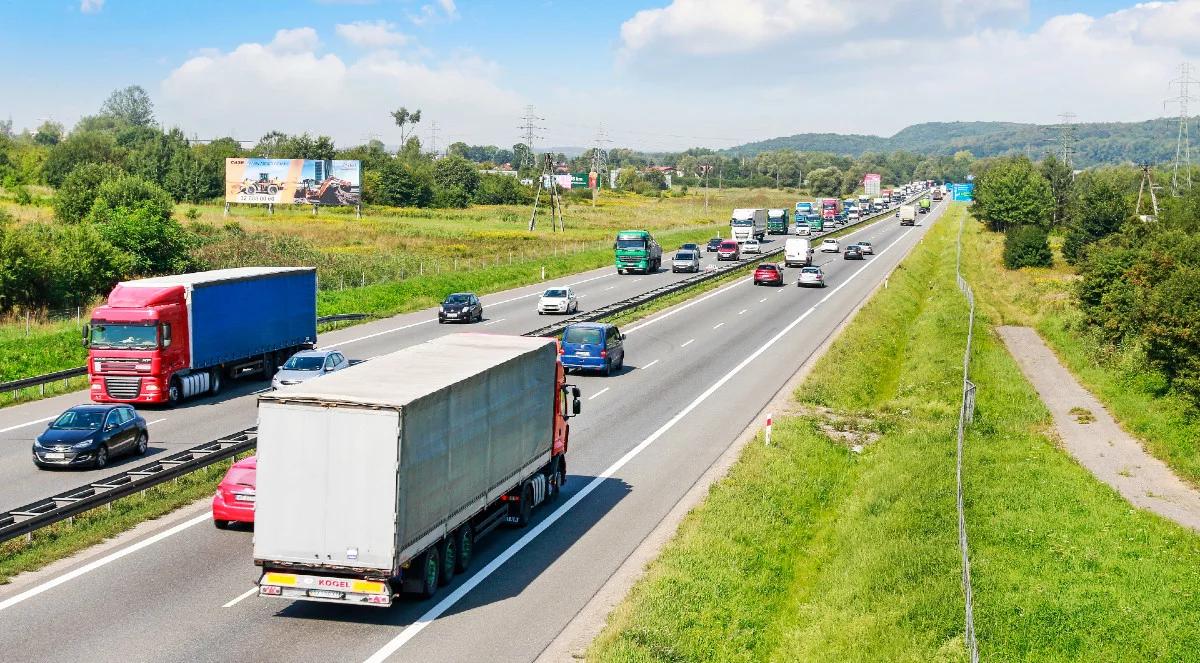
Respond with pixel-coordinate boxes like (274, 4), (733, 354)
(416, 548), (440, 599)
(209, 368), (222, 395)
(437, 538), (456, 586)
(454, 526), (474, 573)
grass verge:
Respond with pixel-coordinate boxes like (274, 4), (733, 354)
(588, 204), (1200, 662)
(0, 455), (242, 585)
(960, 217), (1200, 486)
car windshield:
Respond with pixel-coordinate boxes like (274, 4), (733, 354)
(444, 294), (471, 304)
(675, 252), (695, 260)
(51, 410), (105, 430)
(860, 242), (871, 246)
(543, 289), (567, 298)
(720, 242), (737, 249)
(562, 327), (603, 345)
(708, 238), (722, 246)
(89, 323), (157, 350)
(283, 355), (325, 371)
(616, 238), (646, 249)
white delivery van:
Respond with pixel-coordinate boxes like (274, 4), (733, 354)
(784, 237), (813, 267)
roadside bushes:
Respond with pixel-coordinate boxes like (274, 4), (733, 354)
(0, 211), (128, 310)
(1003, 224), (1052, 269)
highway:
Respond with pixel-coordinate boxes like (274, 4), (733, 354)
(0, 201), (945, 663)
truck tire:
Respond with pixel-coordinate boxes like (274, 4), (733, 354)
(453, 526), (474, 573)
(416, 548), (440, 599)
(437, 537), (457, 586)
(547, 458), (564, 501)
(168, 377), (183, 405)
(209, 369), (222, 395)
(514, 483), (534, 527)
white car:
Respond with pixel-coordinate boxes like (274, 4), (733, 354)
(537, 287), (579, 315)
(795, 225), (811, 236)
(848, 210), (860, 221)
(857, 241), (874, 255)
(742, 239), (762, 254)
(797, 266), (826, 288)
(819, 238), (840, 253)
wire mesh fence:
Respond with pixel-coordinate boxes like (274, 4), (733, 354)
(955, 211), (980, 663)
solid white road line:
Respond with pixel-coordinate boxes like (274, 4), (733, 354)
(642, 359), (660, 370)
(587, 388), (610, 401)
(680, 339), (695, 348)
(222, 587), (258, 608)
(361, 224), (920, 663)
(0, 512), (211, 613)
(712, 323), (725, 330)
(0, 416), (56, 435)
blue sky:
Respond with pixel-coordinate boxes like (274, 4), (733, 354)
(2, 1), (1198, 151)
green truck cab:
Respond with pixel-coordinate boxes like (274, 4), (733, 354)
(919, 198), (932, 213)
(807, 214), (824, 232)
(767, 208), (789, 235)
(614, 230), (662, 274)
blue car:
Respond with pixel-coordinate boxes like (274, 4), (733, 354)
(33, 404), (149, 470)
(560, 322), (625, 376)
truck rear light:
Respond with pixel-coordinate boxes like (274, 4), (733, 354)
(366, 595), (389, 605)
(261, 585), (282, 596)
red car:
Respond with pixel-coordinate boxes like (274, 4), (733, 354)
(753, 262), (785, 286)
(717, 240), (741, 261)
(212, 455), (256, 529)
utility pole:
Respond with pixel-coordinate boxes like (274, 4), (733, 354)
(518, 105), (545, 154)
(1136, 162), (1160, 220)
(1055, 112), (1077, 171)
(1165, 62), (1198, 193)
(429, 121), (441, 157)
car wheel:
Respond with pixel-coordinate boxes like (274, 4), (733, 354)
(602, 359), (612, 377)
(135, 432), (148, 455)
(94, 445), (109, 470)
(417, 548), (440, 599)
(437, 537), (457, 586)
(616, 354), (624, 371)
(214, 519), (231, 530)
(438, 317), (445, 324)
(454, 526), (474, 573)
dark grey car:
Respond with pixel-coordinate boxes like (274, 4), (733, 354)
(33, 404), (148, 469)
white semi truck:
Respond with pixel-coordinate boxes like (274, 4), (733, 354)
(730, 208), (767, 243)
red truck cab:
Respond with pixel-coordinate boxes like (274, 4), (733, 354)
(87, 284), (190, 404)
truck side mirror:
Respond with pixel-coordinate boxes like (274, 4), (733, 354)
(161, 323), (172, 348)
(81, 324), (90, 348)
(573, 399), (582, 415)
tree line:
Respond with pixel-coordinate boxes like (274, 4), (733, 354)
(973, 154), (1200, 408)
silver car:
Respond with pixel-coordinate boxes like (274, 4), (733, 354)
(537, 287), (579, 314)
(272, 349), (350, 389)
(672, 250), (700, 273)
(857, 241), (874, 255)
(797, 266), (826, 288)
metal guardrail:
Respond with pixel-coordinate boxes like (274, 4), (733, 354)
(954, 204), (980, 663)
(0, 313), (371, 396)
(0, 427), (257, 544)
(0, 195), (932, 545)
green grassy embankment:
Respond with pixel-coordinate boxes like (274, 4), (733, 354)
(588, 204), (1200, 662)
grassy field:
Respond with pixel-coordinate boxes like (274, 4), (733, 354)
(1, 188), (800, 396)
(960, 220), (1200, 487)
(588, 204), (1200, 662)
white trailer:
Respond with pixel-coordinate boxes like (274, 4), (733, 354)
(730, 208), (767, 243)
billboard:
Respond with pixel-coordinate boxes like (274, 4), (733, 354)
(863, 173), (881, 196)
(225, 158), (361, 205)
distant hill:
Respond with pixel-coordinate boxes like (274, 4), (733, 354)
(726, 118), (1196, 167)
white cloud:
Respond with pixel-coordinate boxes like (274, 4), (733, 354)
(335, 20), (408, 48)
(619, 0), (1027, 57)
(80, 0), (104, 14)
(159, 28), (523, 147)
(412, 0), (460, 26)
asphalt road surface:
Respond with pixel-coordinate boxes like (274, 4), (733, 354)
(0, 200), (946, 663)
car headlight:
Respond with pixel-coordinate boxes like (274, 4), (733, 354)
(73, 440), (94, 450)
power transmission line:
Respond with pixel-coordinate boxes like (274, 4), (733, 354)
(1165, 62), (1198, 193)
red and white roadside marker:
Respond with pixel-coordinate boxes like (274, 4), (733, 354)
(765, 412), (773, 446)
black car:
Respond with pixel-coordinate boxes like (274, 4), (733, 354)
(33, 404), (149, 470)
(680, 242), (701, 254)
(843, 244), (864, 260)
(705, 237), (723, 252)
(438, 292), (483, 323)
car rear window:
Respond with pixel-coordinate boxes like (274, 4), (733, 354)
(802, 267), (820, 273)
(758, 264), (778, 271)
(224, 467), (255, 487)
(563, 327), (603, 345)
